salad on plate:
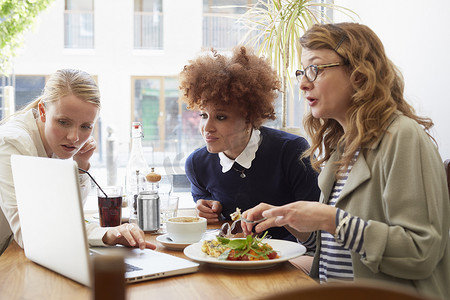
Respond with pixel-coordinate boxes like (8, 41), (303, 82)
(201, 232), (278, 261)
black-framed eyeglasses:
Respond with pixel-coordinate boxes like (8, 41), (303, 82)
(295, 62), (345, 83)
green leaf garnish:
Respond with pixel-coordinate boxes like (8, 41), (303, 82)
(227, 239), (247, 250)
(213, 231), (274, 261)
(217, 236), (230, 244)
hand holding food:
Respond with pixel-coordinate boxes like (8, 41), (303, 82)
(241, 203), (276, 236)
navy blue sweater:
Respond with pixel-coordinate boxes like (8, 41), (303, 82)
(185, 126), (320, 241)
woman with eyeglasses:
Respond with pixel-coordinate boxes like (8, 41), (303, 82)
(0, 69), (156, 254)
(242, 23), (449, 299)
(178, 46), (320, 244)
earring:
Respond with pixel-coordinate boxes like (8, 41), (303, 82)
(246, 128), (250, 135)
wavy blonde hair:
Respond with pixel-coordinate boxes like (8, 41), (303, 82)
(2, 69), (100, 124)
(179, 46), (280, 128)
(300, 23), (434, 174)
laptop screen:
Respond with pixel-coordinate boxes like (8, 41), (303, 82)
(11, 155), (198, 286)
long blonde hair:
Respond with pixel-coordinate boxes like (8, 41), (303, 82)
(300, 23), (434, 174)
(2, 69), (100, 123)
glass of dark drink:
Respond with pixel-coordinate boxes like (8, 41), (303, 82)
(97, 186), (123, 227)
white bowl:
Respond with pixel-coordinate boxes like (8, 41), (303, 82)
(166, 216), (207, 243)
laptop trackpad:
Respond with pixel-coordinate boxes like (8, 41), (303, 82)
(90, 247), (199, 282)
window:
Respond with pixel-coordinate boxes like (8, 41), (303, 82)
(317, 0), (334, 21)
(134, 0), (163, 50)
(64, 0), (94, 49)
(202, 0), (255, 50)
(0, 75), (46, 119)
(1, 76), (12, 119)
(131, 77), (203, 169)
(15, 76), (46, 110)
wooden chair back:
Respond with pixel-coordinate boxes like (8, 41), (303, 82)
(259, 281), (431, 300)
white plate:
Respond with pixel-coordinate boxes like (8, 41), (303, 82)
(156, 234), (192, 250)
(183, 238), (306, 269)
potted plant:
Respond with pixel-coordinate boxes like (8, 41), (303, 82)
(239, 0), (357, 132)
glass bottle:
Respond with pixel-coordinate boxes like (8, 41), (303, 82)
(125, 122), (149, 224)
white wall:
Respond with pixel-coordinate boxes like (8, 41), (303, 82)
(11, 0), (450, 160)
(335, 0), (450, 160)
(12, 0), (203, 152)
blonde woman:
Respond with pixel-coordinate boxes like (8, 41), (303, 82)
(0, 69), (155, 254)
(242, 23), (449, 299)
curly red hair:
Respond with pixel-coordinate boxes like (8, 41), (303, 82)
(178, 46), (281, 128)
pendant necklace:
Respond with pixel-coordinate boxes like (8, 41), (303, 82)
(233, 166), (247, 179)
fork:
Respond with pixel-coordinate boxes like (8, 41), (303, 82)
(240, 216), (267, 224)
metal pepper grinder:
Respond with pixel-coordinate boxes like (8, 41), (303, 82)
(136, 168), (161, 232)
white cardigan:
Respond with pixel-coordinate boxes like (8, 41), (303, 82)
(0, 110), (107, 252)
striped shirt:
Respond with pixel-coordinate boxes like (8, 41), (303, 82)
(318, 150), (368, 282)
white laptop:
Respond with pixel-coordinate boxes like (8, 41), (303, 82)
(11, 154), (199, 287)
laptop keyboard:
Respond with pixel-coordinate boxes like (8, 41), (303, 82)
(90, 250), (143, 273)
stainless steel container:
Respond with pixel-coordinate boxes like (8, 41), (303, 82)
(137, 190), (160, 232)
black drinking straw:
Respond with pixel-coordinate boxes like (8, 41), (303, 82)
(78, 167), (108, 198)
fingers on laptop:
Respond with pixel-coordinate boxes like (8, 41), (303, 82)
(121, 223), (155, 250)
(144, 241), (157, 250)
(104, 224), (156, 250)
(120, 223), (138, 247)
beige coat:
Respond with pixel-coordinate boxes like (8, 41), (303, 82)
(310, 113), (450, 300)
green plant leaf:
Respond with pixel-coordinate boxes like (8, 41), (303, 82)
(238, 0), (359, 128)
(0, 0), (55, 75)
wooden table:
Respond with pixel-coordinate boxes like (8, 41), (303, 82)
(0, 222), (317, 300)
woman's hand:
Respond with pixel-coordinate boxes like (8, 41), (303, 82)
(242, 201), (337, 236)
(241, 203), (276, 236)
(74, 136), (96, 171)
(195, 199), (222, 223)
(103, 223), (157, 250)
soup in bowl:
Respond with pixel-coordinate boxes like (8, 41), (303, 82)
(166, 216), (207, 243)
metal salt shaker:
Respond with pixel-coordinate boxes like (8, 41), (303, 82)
(137, 190), (160, 232)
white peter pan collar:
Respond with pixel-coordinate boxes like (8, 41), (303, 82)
(219, 129), (261, 173)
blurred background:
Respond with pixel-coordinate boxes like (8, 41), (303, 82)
(1, 0), (449, 208)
